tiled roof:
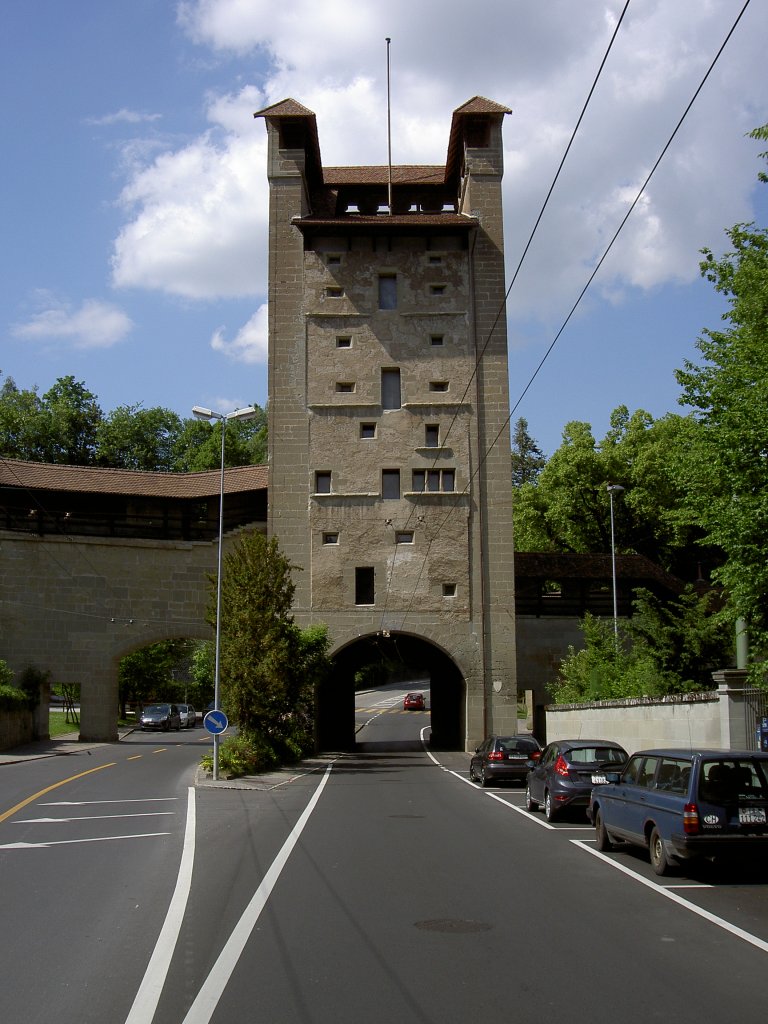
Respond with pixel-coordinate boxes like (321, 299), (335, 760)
(253, 98), (315, 119)
(0, 459), (268, 498)
(323, 165), (446, 186)
(453, 96), (512, 116)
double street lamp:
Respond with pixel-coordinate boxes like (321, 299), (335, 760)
(607, 483), (625, 644)
(192, 404), (258, 780)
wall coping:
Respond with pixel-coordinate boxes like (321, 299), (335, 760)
(546, 691), (719, 713)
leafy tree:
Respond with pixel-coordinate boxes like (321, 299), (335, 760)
(171, 406), (267, 472)
(39, 376), (103, 464)
(675, 124), (768, 665)
(215, 531), (328, 762)
(510, 416), (546, 487)
(96, 404), (183, 471)
(0, 375), (47, 460)
(118, 639), (189, 714)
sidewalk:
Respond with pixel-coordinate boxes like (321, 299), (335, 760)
(0, 730), (134, 766)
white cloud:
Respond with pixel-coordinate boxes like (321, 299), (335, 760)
(210, 304), (268, 363)
(86, 108), (163, 126)
(11, 298), (133, 349)
(108, 0), (767, 328)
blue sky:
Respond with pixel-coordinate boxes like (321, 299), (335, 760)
(2, 0), (766, 457)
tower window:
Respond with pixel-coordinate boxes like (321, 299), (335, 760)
(382, 470), (400, 499)
(315, 471), (332, 494)
(425, 424), (439, 447)
(326, 254), (342, 265)
(335, 382), (355, 394)
(326, 286), (344, 298)
(430, 334), (444, 347)
(336, 336), (352, 348)
(360, 422), (376, 439)
(443, 583), (457, 597)
(381, 368), (401, 410)
(378, 274), (397, 310)
(429, 381), (449, 393)
(396, 532), (414, 544)
(429, 284), (446, 296)
(323, 532), (339, 545)
(412, 469), (455, 492)
(355, 567), (375, 605)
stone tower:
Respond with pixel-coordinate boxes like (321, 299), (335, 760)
(254, 96), (516, 750)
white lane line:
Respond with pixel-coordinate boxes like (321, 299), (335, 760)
(0, 833), (171, 849)
(16, 813), (176, 823)
(180, 765), (333, 1024)
(124, 788), (196, 1024)
(41, 799), (178, 805)
(572, 839), (768, 954)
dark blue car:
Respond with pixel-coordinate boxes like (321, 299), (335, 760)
(588, 748), (768, 875)
(525, 738), (627, 821)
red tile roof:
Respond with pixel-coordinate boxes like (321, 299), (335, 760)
(0, 459), (268, 498)
(323, 165), (446, 186)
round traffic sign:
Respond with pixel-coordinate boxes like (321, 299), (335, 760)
(204, 709), (229, 735)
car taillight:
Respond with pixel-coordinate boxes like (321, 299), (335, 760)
(683, 803), (700, 835)
(553, 755), (570, 778)
(487, 751), (505, 761)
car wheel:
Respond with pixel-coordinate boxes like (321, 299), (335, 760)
(649, 827), (674, 876)
(525, 784), (539, 812)
(544, 790), (557, 822)
(594, 809), (613, 851)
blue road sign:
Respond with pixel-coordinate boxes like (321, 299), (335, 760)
(204, 709), (229, 735)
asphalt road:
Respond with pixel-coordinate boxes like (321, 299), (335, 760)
(2, 691), (768, 1023)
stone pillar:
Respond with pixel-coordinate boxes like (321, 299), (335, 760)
(714, 668), (750, 749)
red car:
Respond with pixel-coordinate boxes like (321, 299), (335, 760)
(403, 692), (426, 710)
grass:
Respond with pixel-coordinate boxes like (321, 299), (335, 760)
(48, 714), (134, 738)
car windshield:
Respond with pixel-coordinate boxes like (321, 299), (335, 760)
(497, 737), (538, 753)
(567, 746), (626, 765)
(144, 704), (169, 714)
(698, 759), (768, 804)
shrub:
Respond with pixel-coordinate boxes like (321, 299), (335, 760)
(199, 732), (279, 777)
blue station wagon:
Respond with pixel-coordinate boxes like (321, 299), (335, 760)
(588, 748), (768, 875)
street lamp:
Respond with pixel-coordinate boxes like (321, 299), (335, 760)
(607, 484), (625, 644)
(192, 405), (258, 780)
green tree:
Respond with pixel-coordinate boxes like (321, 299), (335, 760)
(0, 375), (46, 460)
(118, 639), (189, 714)
(96, 404), (184, 471)
(510, 416), (546, 487)
(38, 376), (103, 464)
(215, 531), (324, 760)
(171, 406), (267, 472)
(675, 124), (768, 664)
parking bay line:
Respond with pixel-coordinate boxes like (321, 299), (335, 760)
(572, 839), (768, 954)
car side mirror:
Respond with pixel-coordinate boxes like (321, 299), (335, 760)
(474, 746), (481, 754)
(604, 772), (621, 784)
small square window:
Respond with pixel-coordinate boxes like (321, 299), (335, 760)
(428, 255), (442, 265)
(429, 381), (449, 393)
(326, 286), (344, 298)
(425, 424), (439, 447)
(336, 382), (355, 393)
(396, 532), (414, 544)
(323, 532), (339, 545)
(315, 471), (332, 494)
(360, 422), (376, 439)
(443, 583), (457, 597)
(336, 336), (352, 348)
(326, 254), (342, 265)
(429, 284), (446, 296)
(430, 334), (444, 347)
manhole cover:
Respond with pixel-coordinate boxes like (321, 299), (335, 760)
(414, 919), (492, 934)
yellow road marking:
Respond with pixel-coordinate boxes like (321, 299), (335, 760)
(152, 748), (167, 754)
(127, 755), (142, 761)
(0, 762), (116, 825)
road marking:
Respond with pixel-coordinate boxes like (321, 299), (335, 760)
(16, 813), (176, 823)
(0, 762), (116, 825)
(572, 839), (768, 954)
(124, 788), (196, 1024)
(179, 765), (333, 1024)
(0, 832), (171, 849)
(41, 798), (178, 805)
(127, 755), (143, 761)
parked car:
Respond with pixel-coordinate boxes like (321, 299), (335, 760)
(470, 735), (542, 787)
(403, 692), (425, 710)
(178, 703), (196, 728)
(526, 739), (628, 821)
(140, 703), (182, 731)
(588, 748), (768, 875)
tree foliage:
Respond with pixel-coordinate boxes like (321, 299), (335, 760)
(510, 416), (546, 487)
(675, 124), (768, 665)
(215, 531), (330, 761)
(0, 372), (267, 471)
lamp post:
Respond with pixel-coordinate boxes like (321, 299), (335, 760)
(192, 405), (258, 780)
(607, 484), (625, 645)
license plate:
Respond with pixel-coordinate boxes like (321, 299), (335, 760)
(591, 774), (608, 785)
(739, 807), (767, 825)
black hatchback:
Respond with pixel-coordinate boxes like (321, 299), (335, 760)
(470, 735), (542, 787)
(525, 739), (628, 821)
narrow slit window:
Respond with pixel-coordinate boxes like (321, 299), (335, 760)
(335, 382), (355, 394)
(378, 274), (397, 310)
(429, 381), (449, 393)
(355, 567), (375, 605)
(381, 368), (401, 410)
(428, 255), (442, 265)
(429, 284), (446, 296)
(326, 254), (342, 265)
(336, 336), (352, 348)
(396, 532), (414, 544)
(382, 470), (400, 499)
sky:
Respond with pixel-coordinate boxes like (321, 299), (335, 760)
(2, 0), (767, 458)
